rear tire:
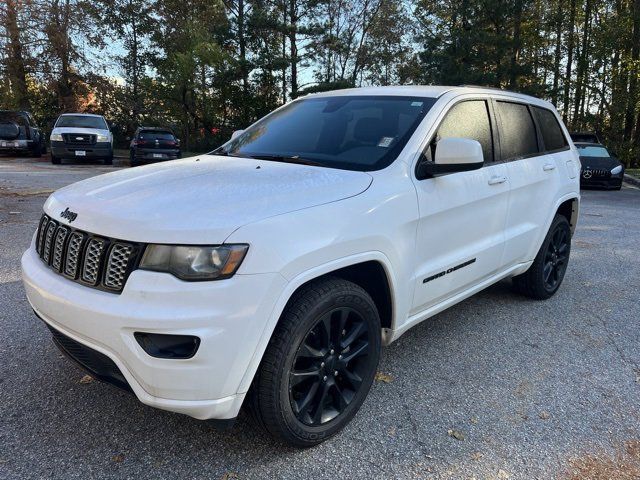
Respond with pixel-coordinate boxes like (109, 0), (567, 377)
(513, 214), (571, 300)
(51, 155), (61, 165)
(249, 277), (381, 447)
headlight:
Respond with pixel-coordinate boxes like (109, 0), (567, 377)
(611, 165), (623, 175)
(139, 244), (249, 281)
(50, 133), (63, 142)
(96, 134), (110, 142)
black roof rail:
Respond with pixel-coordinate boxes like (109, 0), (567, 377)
(458, 84), (507, 91)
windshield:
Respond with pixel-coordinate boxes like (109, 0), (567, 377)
(576, 145), (610, 158)
(55, 115), (108, 130)
(215, 95), (437, 171)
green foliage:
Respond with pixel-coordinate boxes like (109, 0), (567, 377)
(0, 0), (639, 162)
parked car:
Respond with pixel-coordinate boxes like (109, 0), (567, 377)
(50, 113), (113, 165)
(129, 127), (181, 166)
(575, 142), (624, 190)
(0, 110), (47, 157)
(570, 131), (600, 144)
(22, 86), (580, 447)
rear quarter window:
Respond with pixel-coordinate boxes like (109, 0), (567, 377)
(533, 107), (567, 152)
(496, 101), (539, 160)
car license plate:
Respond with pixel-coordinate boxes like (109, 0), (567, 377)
(2, 141), (18, 147)
(153, 153), (163, 158)
(75, 150), (86, 156)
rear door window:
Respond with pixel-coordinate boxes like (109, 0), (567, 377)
(532, 107), (567, 152)
(431, 100), (494, 163)
(495, 101), (539, 160)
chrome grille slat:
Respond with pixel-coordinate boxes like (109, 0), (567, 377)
(64, 232), (84, 278)
(104, 243), (134, 290)
(51, 227), (69, 271)
(34, 213), (139, 293)
(36, 215), (49, 255)
(42, 220), (58, 264)
(81, 238), (107, 284)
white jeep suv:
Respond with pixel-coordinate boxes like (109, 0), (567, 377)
(22, 86), (580, 447)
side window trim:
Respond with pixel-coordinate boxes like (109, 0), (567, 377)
(416, 97), (499, 175)
(530, 106), (571, 154)
(493, 99), (542, 162)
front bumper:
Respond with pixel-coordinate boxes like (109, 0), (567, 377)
(51, 141), (112, 160)
(22, 245), (286, 420)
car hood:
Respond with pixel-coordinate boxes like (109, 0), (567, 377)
(579, 156), (620, 169)
(51, 126), (111, 137)
(44, 155), (373, 244)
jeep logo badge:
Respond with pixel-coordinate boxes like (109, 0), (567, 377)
(60, 207), (78, 223)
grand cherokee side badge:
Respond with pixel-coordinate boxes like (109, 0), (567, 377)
(60, 207), (78, 223)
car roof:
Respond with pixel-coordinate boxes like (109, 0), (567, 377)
(58, 113), (105, 118)
(303, 85), (553, 108)
(138, 127), (173, 132)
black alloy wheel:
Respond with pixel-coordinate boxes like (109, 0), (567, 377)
(289, 306), (371, 426)
(249, 277), (381, 447)
(513, 214), (572, 299)
(542, 225), (569, 291)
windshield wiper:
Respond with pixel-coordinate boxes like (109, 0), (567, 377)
(245, 154), (325, 167)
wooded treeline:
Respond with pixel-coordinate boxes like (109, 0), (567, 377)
(1, 0), (639, 164)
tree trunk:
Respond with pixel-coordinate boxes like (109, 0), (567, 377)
(288, 0), (298, 98)
(625, 0), (640, 140)
(572, 0), (591, 128)
(562, 0), (577, 123)
(509, 0), (523, 89)
(551, 0), (563, 106)
(4, 0), (30, 110)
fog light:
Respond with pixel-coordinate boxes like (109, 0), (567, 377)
(134, 332), (200, 359)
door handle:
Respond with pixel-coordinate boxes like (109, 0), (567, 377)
(488, 176), (507, 185)
(543, 163), (556, 171)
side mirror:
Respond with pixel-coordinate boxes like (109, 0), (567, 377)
(417, 137), (484, 178)
(231, 129), (244, 140)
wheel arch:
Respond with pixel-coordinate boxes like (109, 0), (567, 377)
(556, 196), (579, 236)
(236, 253), (397, 394)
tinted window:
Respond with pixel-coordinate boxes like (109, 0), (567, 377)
(216, 96), (437, 171)
(0, 112), (28, 126)
(434, 100), (493, 163)
(576, 145), (610, 158)
(496, 101), (539, 160)
(55, 115), (108, 130)
(139, 130), (175, 140)
(533, 107), (567, 151)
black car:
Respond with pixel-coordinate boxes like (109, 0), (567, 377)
(571, 132), (600, 144)
(575, 142), (624, 190)
(129, 127), (181, 166)
(0, 110), (47, 157)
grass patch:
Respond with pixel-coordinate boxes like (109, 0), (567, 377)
(626, 168), (640, 179)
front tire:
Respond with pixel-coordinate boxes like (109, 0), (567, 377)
(104, 154), (113, 165)
(513, 214), (571, 299)
(51, 155), (61, 164)
(249, 277), (381, 447)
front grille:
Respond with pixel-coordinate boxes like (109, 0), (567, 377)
(46, 323), (132, 393)
(62, 133), (96, 145)
(35, 213), (142, 293)
(582, 168), (610, 178)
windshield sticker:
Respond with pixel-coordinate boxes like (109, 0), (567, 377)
(378, 137), (394, 148)
(411, 101), (423, 107)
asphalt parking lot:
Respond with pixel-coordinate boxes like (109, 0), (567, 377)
(1, 155), (639, 480)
